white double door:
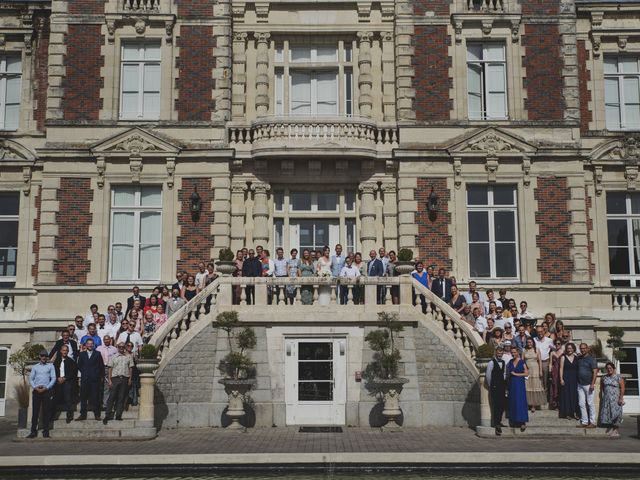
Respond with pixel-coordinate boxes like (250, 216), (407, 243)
(285, 338), (347, 425)
(290, 220), (339, 254)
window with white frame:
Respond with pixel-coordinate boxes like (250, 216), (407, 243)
(274, 41), (353, 116)
(606, 192), (640, 286)
(604, 56), (640, 131)
(110, 186), (162, 282)
(0, 55), (22, 131)
(0, 192), (19, 282)
(120, 42), (161, 120)
(467, 43), (507, 120)
(467, 185), (519, 279)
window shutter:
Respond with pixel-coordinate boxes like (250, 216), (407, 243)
(604, 77), (621, 130)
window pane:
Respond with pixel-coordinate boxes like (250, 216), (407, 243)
(625, 103), (640, 129)
(291, 72), (311, 114)
(120, 92), (138, 118)
(607, 192), (627, 214)
(467, 63), (482, 119)
(469, 243), (491, 277)
(299, 221), (313, 247)
(495, 243), (517, 277)
(140, 186), (162, 207)
(493, 185), (515, 205)
(139, 212), (161, 244)
(122, 44), (140, 60)
(5, 77), (21, 103)
(275, 69), (284, 115)
(632, 193), (640, 214)
(143, 63), (160, 92)
(6, 57), (21, 73)
(274, 191), (284, 211)
(316, 47), (337, 62)
(604, 56), (618, 74)
(621, 57), (639, 74)
(0, 192), (19, 215)
(291, 47), (311, 62)
(494, 211), (516, 241)
(143, 93), (160, 118)
(608, 219), (629, 246)
(122, 64), (139, 91)
(467, 185), (488, 205)
(633, 219), (640, 275)
(467, 44), (482, 61)
(113, 187), (136, 206)
(605, 78), (621, 129)
(606, 104), (622, 129)
(468, 211), (489, 241)
(609, 247), (630, 274)
(0, 220), (18, 247)
(345, 218), (356, 254)
(139, 245), (160, 279)
(317, 192), (337, 211)
(112, 213), (135, 243)
(274, 219), (283, 248)
(314, 221), (329, 247)
(274, 46), (283, 63)
(485, 44), (504, 61)
(345, 191), (355, 211)
(291, 192), (312, 211)
(316, 72), (338, 115)
(144, 43), (161, 61)
(4, 104), (20, 130)
(111, 245), (133, 279)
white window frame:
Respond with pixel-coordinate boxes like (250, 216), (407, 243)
(466, 185), (520, 281)
(0, 192), (19, 282)
(604, 55), (640, 131)
(466, 42), (508, 120)
(119, 42), (161, 120)
(0, 55), (22, 131)
(606, 192), (640, 286)
(109, 186), (162, 283)
(289, 191), (339, 213)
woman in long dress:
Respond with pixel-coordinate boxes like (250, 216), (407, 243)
(600, 361), (625, 437)
(548, 339), (564, 410)
(559, 342), (579, 419)
(524, 337), (546, 412)
(507, 346), (529, 430)
(316, 246), (332, 305)
(297, 249), (315, 305)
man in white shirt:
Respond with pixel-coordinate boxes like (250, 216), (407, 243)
(117, 323), (143, 354)
(339, 255), (361, 304)
(534, 326), (554, 395)
(114, 302), (125, 323)
(73, 315), (87, 342)
(84, 304), (100, 327)
(105, 312), (121, 339)
(96, 335), (118, 409)
(472, 307), (487, 335)
(484, 289), (503, 315)
(463, 280), (486, 304)
(195, 262), (208, 290)
(378, 247), (390, 275)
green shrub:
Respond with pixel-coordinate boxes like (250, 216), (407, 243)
(218, 248), (235, 262)
(213, 311), (257, 379)
(589, 339), (603, 358)
(397, 248), (414, 262)
(9, 343), (46, 383)
(607, 327), (626, 361)
(476, 343), (495, 359)
(139, 343), (158, 360)
(365, 312), (404, 379)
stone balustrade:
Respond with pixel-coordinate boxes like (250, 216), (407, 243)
(122, 0), (159, 11)
(0, 288), (37, 321)
(611, 290), (640, 311)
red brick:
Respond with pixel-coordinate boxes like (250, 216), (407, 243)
(177, 178), (215, 273)
(31, 186), (42, 281)
(68, 0), (105, 15)
(175, 0), (214, 17)
(534, 177), (573, 284)
(413, 0), (451, 16)
(522, 0), (559, 15)
(578, 40), (592, 134)
(415, 178), (452, 272)
(33, 15), (50, 131)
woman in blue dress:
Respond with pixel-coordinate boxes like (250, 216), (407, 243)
(411, 261), (429, 314)
(507, 345), (529, 430)
(559, 342), (580, 420)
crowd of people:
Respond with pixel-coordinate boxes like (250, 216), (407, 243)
(25, 243), (626, 439)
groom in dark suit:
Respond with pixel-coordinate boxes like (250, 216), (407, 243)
(125, 286), (146, 318)
(431, 268), (453, 303)
(366, 250), (385, 304)
(76, 338), (104, 420)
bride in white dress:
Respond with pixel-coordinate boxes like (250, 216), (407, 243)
(316, 246), (332, 305)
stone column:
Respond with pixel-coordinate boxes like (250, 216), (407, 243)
(359, 181), (377, 253)
(395, 22), (416, 121)
(567, 176), (590, 283)
(232, 32), (248, 119)
(397, 177), (417, 251)
(255, 32), (271, 117)
(381, 181), (398, 251)
(251, 181), (270, 245)
(212, 176), (231, 258)
(381, 31), (395, 121)
(357, 31), (374, 118)
(478, 366), (491, 427)
(137, 361), (158, 429)
(230, 179), (247, 251)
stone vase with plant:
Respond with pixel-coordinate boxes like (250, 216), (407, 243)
(394, 248), (415, 276)
(365, 312), (408, 428)
(215, 248), (237, 276)
(213, 311), (257, 429)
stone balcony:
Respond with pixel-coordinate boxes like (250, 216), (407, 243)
(228, 116), (398, 158)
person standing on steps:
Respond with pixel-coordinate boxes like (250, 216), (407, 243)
(576, 343), (599, 428)
(485, 346), (508, 435)
(76, 338), (104, 421)
(27, 350), (56, 438)
(103, 342), (133, 425)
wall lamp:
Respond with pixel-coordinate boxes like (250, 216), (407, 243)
(190, 186), (202, 221)
(428, 187), (439, 221)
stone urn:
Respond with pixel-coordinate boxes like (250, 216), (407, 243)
(137, 357), (159, 375)
(372, 377), (409, 428)
(393, 262), (414, 276)
(219, 378), (255, 430)
(215, 261), (237, 276)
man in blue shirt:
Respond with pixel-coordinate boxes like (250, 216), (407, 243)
(577, 343), (599, 427)
(27, 350), (56, 438)
(80, 323), (103, 348)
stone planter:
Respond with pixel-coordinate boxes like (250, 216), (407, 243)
(394, 262), (414, 276)
(371, 377), (409, 428)
(219, 378), (255, 430)
(475, 358), (491, 373)
(137, 358), (159, 375)
(215, 261), (237, 276)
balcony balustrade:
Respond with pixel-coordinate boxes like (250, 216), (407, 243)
(121, 0), (160, 11)
(611, 289), (640, 311)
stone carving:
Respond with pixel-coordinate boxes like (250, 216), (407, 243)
(22, 166), (31, 196)
(106, 19), (116, 43)
(453, 158), (462, 189)
(608, 136), (640, 162)
(96, 157), (106, 189)
(130, 158), (143, 183)
(114, 134), (159, 155)
(0, 142), (26, 160)
(166, 157), (176, 189)
(522, 156), (531, 188)
(165, 19), (175, 43)
(467, 132), (523, 155)
(134, 17), (146, 35)
(594, 166), (603, 196)
(485, 157), (499, 182)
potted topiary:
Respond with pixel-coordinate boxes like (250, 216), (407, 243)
(9, 343), (45, 428)
(213, 311), (257, 429)
(215, 248), (237, 276)
(365, 312), (408, 428)
(607, 327), (626, 362)
(137, 343), (159, 375)
(475, 342), (495, 372)
(394, 248), (415, 276)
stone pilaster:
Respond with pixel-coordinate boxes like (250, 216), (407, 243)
(37, 176), (60, 284)
(381, 31), (396, 122)
(567, 176), (590, 283)
(381, 181), (398, 250)
(397, 177), (417, 250)
(214, 24), (232, 121)
(560, 0), (580, 122)
(251, 181), (270, 245)
(230, 179), (248, 251)
(255, 32), (271, 117)
(46, 1), (68, 120)
(232, 32), (248, 120)
(357, 31), (373, 118)
(212, 176), (231, 258)
(395, 21), (415, 121)
(359, 181), (377, 253)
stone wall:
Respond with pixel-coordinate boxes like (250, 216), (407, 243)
(33, 14), (50, 131)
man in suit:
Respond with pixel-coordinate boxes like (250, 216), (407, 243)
(431, 268), (453, 303)
(241, 248), (262, 305)
(76, 338), (104, 420)
(49, 330), (79, 361)
(53, 344), (78, 423)
(125, 286), (146, 318)
(366, 249), (385, 304)
(171, 271), (187, 293)
(165, 287), (186, 317)
(484, 346), (508, 435)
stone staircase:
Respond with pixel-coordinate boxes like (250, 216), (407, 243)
(16, 407), (157, 440)
(476, 408), (611, 438)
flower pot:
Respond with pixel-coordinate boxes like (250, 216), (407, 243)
(137, 358), (159, 375)
(215, 261), (237, 276)
(219, 378), (255, 429)
(393, 262), (414, 276)
(371, 377), (409, 428)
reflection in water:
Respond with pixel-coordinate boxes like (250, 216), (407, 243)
(20, 475), (640, 480)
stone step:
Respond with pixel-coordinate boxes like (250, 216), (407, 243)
(16, 427), (156, 440)
(476, 425), (612, 438)
(51, 418), (137, 429)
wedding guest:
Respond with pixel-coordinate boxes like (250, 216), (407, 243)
(559, 342), (579, 420)
(549, 338), (565, 410)
(600, 362), (625, 437)
(523, 338), (545, 412)
(507, 346), (529, 431)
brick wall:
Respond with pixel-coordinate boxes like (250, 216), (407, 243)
(54, 178), (93, 285)
(521, 0), (559, 15)
(177, 178), (214, 273)
(175, 26), (216, 121)
(413, 0), (451, 16)
(522, 24), (564, 121)
(68, 0), (104, 14)
(577, 40), (592, 134)
(62, 25), (103, 121)
(412, 26), (452, 121)
(534, 177), (573, 284)
(31, 186), (41, 281)
(415, 178), (452, 271)
(33, 15), (50, 131)
(175, 0), (214, 17)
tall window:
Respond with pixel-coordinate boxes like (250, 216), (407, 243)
(110, 186), (162, 282)
(467, 43), (507, 120)
(604, 56), (640, 131)
(0, 55), (21, 130)
(0, 192), (19, 282)
(274, 42), (353, 116)
(467, 185), (519, 279)
(606, 192), (640, 286)
(120, 42), (161, 120)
